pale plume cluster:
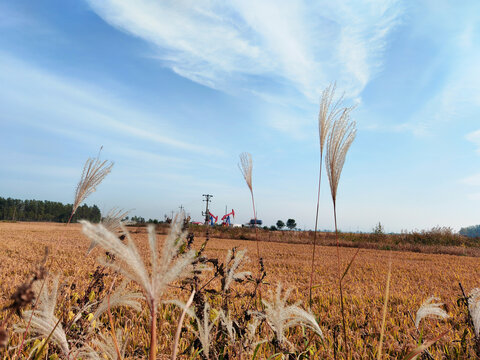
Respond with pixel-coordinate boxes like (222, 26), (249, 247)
(81, 212), (196, 312)
(310, 82), (356, 306)
(238, 152), (253, 193)
(468, 288), (480, 336)
(70, 150), (113, 223)
(414, 296), (449, 329)
(222, 248), (251, 292)
(219, 310), (237, 343)
(325, 109), (357, 204)
(87, 208), (130, 254)
(171, 301), (219, 360)
(238, 151), (261, 259)
(81, 329), (128, 360)
(16, 276), (70, 357)
(101, 208), (130, 234)
(318, 83), (345, 153)
(253, 284), (323, 346)
(92, 280), (143, 320)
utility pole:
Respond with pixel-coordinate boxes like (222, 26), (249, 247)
(202, 194), (213, 225)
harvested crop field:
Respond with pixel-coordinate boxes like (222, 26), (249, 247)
(1, 221), (479, 359)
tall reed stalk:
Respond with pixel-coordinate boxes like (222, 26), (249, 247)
(239, 152), (260, 261)
(309, 83), (345, 307)
(325, 108), (356, 353)
(377, 254), (392, 360)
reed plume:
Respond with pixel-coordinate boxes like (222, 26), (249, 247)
(92, 280), (143, 321)
(252, 283), (323, 348)
(101, 208), (130, 233)
(68, 148), (113, 224)
(325, 107), (356, 353)
(87, 208), (130, 254)
(79, 329), (128, 360)
(238, 152), (260, 260)
(81, 212), (197, 360)
(16, 276), (70, 357)
(415, 296), (449, 329)
(469, 288), (480, 337)
(309, 83), (351, 307)
(169, 300), (218, 360)
(222, 248), (251, 292)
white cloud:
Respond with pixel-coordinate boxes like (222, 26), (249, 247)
(391, 4), (480, 137)
(467, 129), (480, 154)
(461, 173), (480, 186)
(86, 0), (402, 102)
(0, 53), (216, 155)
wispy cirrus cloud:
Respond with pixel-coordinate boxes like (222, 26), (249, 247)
(86, 0), (403, 102)
(0, 53), (216, 155)
(467, 129), (480, 154)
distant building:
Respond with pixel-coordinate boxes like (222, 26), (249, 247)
(249, 219), (263, 227)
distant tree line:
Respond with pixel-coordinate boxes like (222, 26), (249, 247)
(459, 224), (480, 238)
(0, 197), (101, 223)
(272, 219), (297, 231)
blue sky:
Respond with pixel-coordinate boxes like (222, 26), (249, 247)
(1, 0), (480, 232)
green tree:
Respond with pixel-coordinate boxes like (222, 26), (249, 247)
(373, 222), (384, 235)
(276, 220), (285, 230)
(286, 218), (296, 230)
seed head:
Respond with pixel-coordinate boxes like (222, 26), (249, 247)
(239, 152), (253, 193)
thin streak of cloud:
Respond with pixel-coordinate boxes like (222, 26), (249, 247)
(467, 129), (480, 154)
(86, 0), (402, 102)
(0, 53), (218, 155)
(461, 173), (480, 187)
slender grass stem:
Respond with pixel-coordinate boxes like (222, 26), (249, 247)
(334, 204), (348, 355)
(377, 254), (392, 360)
(309, 154), (323, 308)
(149, 301), (157, 360)
(171, 290), (195, 360)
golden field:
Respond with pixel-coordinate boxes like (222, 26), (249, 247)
(1, 221), (480, 359)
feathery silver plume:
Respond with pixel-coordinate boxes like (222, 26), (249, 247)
(69, 148), (113, 224)
(415, 296), (449, 329)
(169, 300), (218, 360)
(87, 208), (130, 254)
(325, 109), (356, 204)
(469, 288), (480, 336)
(81, 212), (196, 313)
(101, 208), (130, 233)
(253, 283), (323, 346)
(238, 152), (253, 193)
(93, 280), (143, 320)
(79, 329), (128, 360)
(16, 276), (70, 356)
(319, 83), (345, 152)
(219, 310), (237, 343)
(223, 249), (251, 291)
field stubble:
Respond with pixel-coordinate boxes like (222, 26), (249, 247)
(1, 222), (479, 359)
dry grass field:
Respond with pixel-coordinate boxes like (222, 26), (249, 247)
(1, 221), (480, 359)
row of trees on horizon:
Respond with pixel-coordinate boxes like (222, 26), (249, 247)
(0, 197), (101, 223)
(2, 196), (480, 239)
